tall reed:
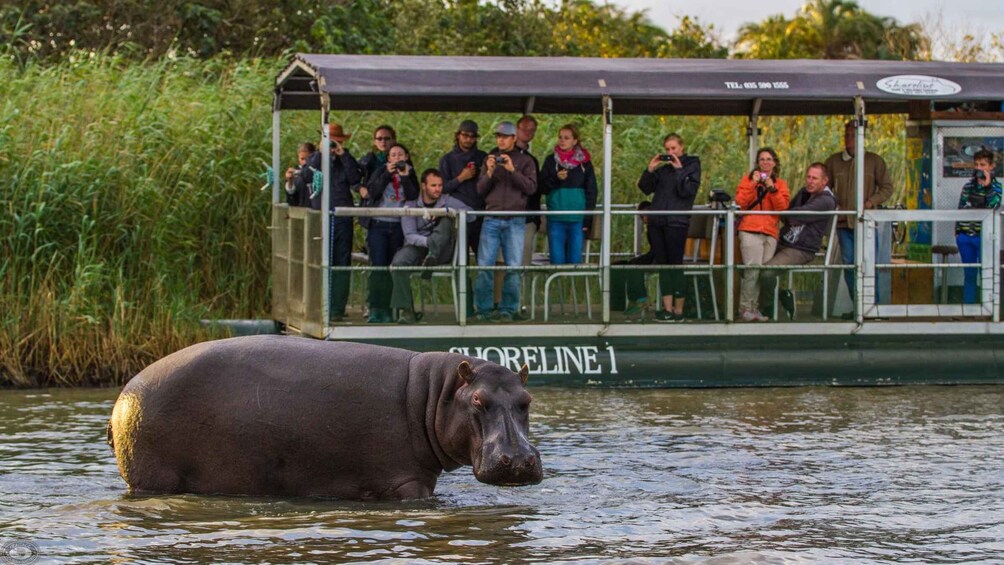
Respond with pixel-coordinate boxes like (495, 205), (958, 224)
(0, 55), (906, 387)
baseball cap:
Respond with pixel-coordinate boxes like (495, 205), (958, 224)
(458, 120), (479, 135)
(495, 121), (517, 136)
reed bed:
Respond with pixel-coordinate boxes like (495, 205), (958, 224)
(0, 55), (907, 387)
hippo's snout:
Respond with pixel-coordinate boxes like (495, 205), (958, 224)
(474, 444), (543, 486)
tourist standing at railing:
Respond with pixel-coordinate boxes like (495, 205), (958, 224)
(358, 125), (397, 183)
(516, 115), (542, 266)
(283, 142), (316, 207)
(390, 168), (474, 324)
(303, 123), (363, 323)
(637, 133), (701, 323)
(824, 121), (893, 309)
(735, 148), (790, 322)
(955, 149), (1002, 304)
(539, 124), (598, 265)
(760, 163), (837, 320)
(358, 143), (419, 323)
(474, 121), (538, 322)
(440, 120), (487, 256)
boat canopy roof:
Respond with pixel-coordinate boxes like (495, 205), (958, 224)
(276, 54), (1004, 116)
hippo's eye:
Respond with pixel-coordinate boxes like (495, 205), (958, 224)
(472, 393), (483, 408)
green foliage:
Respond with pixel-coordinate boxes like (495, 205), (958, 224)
(735, 0), (929, 60)
(0, 0), (725, 63)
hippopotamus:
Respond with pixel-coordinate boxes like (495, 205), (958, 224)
(107, 336), (542, 500)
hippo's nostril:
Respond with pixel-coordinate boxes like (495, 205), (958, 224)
(525, 455), (536, 467)
(500, 454), (511, 466)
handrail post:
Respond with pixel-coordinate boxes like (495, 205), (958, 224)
(853, 96), (866, 324)
(994, 210), (1001, 323)
(601, 96), (613, 325)
(725, 207), (735, 322)
(458, 209), (468, 326)
(747, 98), (761, 171)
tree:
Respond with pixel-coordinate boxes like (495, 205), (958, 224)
(735, 0), (928, 60)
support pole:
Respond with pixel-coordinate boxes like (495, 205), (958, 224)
(725, 206), (735, 322)
(747, 98), (762, 171)
(854, 96), (866, 324)
(320, 97), (331, 329)
(271, 96), (281, 205)
(601, 96), (613, 325)
(458, 209), (468, 326)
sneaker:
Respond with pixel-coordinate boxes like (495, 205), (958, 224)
(474, 312), (494, 323)
(740, 309), (757, 322)
(624, 298), (648, 317)
(397, 309), (423, 324)
(496, 311), (514, 323)
(654, 310), (675, 323)
(779, 290), (795, 320)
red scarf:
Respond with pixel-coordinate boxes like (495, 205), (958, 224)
(391, 174), (400, 200)
(553, 144), (591, 169)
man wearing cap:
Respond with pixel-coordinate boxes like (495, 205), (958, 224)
(474, 121), (538, 322)
(303, 122), (363, 322)
(439, 120), (488, 255)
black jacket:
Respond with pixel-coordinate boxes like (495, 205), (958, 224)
(637, 156), (701, 229)
(363, 165), (420, 205)
(304, 150), (363, 210)
(439, 146), (488, 210)
(778, 187), (837, 254)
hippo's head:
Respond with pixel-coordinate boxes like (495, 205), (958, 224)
(454, 360), (543, 487)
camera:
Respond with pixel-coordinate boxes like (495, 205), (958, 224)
(975, 170), (987, 181)
(659, 154), (674, 162)
(709, 188), (732, 205)
(394, 161), (408, 172)
(757, 172), (769, 182)
(494, 154), (508, 163)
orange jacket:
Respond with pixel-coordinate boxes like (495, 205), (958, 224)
(735, 174), (790, 238)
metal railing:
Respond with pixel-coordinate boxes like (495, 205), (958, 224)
(270, 203), (1002, 333)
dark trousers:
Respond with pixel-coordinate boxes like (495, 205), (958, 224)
(390, 218), (456, 311)
(611, 255), (652, 311)
(649, 224), (688, 299)
(366, 221), (404, 311)
(329, 216), (353, 319)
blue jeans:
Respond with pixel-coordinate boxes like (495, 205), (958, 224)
(956, 233), (981, 304)
(475, 216), (526, 315)
(547, 220), (584, 265)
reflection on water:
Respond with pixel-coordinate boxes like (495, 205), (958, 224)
(2, 386), (1003, 563)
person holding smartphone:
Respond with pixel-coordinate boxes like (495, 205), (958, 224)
(637, 133), (701, 322)
(359, 143), (419, 323)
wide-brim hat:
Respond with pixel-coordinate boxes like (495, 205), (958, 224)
(328, 122), (352, 142)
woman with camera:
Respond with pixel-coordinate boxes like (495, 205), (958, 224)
(359, 143), (419, 323)
(637, 133), (701, 322)
(538, 124), (598, 265)
(734, 147), (790, 322)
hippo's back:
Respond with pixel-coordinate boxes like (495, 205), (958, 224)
(109, 336), (422, 497)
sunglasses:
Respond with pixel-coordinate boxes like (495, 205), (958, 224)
(374, 136), (394, 141)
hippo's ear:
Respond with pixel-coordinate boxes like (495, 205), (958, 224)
(518, 363), (529, 385)
(458, 361), (475, 385)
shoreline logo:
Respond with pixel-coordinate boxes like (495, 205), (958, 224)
(876, 75), (961, 96)
(1, 541), (39, 565)
(449, 344), (618, 375)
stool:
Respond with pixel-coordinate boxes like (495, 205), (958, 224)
(931, 244), (958, 304)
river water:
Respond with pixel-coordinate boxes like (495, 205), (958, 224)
(1, 386), (1002, 564)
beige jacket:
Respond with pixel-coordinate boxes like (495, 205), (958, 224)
(823, 151), (893, 228)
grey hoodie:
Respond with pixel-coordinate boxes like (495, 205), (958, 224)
(401, 194), (473, 248)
